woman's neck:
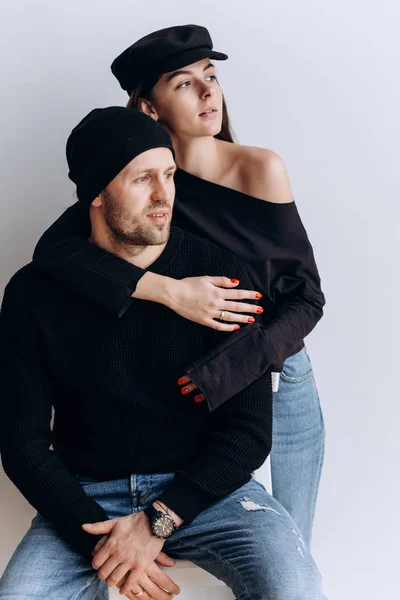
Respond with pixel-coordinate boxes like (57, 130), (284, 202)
(171, 135), (234, 183)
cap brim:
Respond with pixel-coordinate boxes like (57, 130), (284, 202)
(157, 47), (228, 76)
(208, 50), (229, 61)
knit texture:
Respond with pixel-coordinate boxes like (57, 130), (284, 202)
(1, 227), (272, 561)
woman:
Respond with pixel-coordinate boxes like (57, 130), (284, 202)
(33, 24), (325, 546)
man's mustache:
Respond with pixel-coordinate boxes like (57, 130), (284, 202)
(145, 203), (172, 213)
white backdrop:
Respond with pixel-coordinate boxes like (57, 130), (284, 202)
(0, 2), (399, 599)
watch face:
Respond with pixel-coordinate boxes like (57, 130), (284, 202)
(153, 514), (175, 538)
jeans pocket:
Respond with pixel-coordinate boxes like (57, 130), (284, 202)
(280, 347), (314, 383)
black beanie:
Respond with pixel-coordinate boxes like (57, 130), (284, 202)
(66, 107), (175, 205)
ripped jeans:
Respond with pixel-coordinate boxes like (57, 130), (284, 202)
(271, 346), (325, 548)
(0, 474), (325, 600)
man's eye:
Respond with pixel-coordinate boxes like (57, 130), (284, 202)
(206, 74), (217, 82)
(135, 176), (148, 183)
(177, 80), (191, 89)
(165, 173), (174, 180)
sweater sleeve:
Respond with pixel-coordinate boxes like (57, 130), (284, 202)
(0, 284), (109, 561)
(184, 200), (325, 411)
(157, 364), (272, 523)
(33, 202), (146, 317)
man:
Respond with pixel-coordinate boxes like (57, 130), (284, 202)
(0, 107), (323, 599)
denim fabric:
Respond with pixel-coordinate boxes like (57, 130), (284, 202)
(0, 474), (325, 600)
(271, 346), (325, 547)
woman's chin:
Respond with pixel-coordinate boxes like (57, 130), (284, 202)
(197, 120), (223, 138)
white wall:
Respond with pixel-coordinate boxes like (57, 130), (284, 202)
(1, 1), (399, 598)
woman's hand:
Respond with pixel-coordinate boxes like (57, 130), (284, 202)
(177, 375), (204, 402)
(169, 276), (263, 404)
(134, 273), (263, 332)
(134, 273), (264, 404)
(164, 275), (263, 332)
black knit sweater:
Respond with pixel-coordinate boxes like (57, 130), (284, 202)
(1, 227), (272, 561)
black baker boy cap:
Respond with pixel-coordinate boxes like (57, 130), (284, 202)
(111, 24), (228, 96)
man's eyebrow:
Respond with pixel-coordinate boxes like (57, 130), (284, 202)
(126, 165), (177, 176)
(165, 62), (215, 83)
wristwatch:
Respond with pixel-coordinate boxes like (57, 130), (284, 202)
(144, 504), (177, 539)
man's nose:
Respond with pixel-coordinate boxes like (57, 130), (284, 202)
(151, 178), (170, 202)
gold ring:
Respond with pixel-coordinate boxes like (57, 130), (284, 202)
(134, 587), (144, 596)
(219, 310), (225, 320)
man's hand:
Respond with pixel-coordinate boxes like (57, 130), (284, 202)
(115, 560), (180, 599)
(82, 513), (180, 597)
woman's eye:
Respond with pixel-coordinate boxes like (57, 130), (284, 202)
(176, 74), (217, 89)
(165, 173), (174, 180)
(135, 176), (148, 183)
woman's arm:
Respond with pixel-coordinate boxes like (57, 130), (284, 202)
(33, 202), (261, 326)
(33, 201), (145, 316)
(181, 224), (324, 411)
(176, 151), (325, 410)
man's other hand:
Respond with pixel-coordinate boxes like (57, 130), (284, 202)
(82, 513), (180, 597)
(116, 560), (180, 599)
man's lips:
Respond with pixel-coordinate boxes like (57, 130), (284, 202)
(146, 210), (169, 221)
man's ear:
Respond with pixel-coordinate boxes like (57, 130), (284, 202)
(91, 194), (102, 208)
(139, 99), (159, 121)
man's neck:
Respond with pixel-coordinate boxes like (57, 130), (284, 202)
(89, 231), (168, 269)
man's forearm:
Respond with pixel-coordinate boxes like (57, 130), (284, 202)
(157, 368), (273, 526)
(1, 445), (108, 560)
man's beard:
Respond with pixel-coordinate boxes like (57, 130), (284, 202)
(102, 188), (171, 251)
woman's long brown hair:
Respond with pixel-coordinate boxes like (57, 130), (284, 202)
(126, 84), (236, 143)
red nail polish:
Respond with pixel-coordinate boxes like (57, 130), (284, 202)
(177, 378), (186, 385)
(256, 307), (264, 314)
(231, 278), (240, 283)
(234, 325), (241, 330)
(182, 387), (190, 394)
(194, 395), (204, 402)
(255, 293), (263, 299)
(248, 317), (255, 323)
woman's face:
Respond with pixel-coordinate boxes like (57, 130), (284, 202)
(148, 58), (224, 139)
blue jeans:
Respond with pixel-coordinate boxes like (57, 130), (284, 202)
(0, 474), (325, 599)
(271, 346), (325, 547)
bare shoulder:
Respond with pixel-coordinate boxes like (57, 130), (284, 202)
(236, 145), (294, 203)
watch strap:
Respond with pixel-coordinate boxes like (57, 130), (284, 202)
(144, 503), (164, 524)
(144, 503), (177, 537)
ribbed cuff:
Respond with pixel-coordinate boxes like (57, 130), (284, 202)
(63, 501), (111, 561)
(157, 479), (214, 525)
(69, 528), (105, 562)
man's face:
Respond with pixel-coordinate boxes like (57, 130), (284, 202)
(100, 147), (176, 248)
